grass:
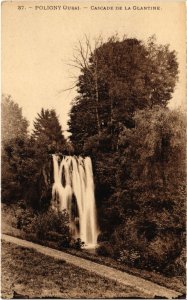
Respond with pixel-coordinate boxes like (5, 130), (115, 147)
(64, 248), (186, 294)
(1, 203), (185, 296)
(1, 241), (149, 299)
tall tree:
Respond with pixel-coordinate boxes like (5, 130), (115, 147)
(3, 107), (65, 206)
(1, 95), (29, 203)
(68, 36), (179, 153)
(32, 108), (66, 154)
(69, 36), (104, 135)
(2, 94), (29, 144)
(68, 36), (184, 274)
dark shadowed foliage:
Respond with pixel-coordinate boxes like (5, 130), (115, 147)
(68, 35), (184, 276)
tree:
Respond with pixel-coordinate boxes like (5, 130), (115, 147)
(110, 107), (185, 272)
(118, 107), (185, 196)
(68, 35), (180, 235)
(3, 136), (54, 209)
(68, 35), (179, 153)
(68, 35), (184, 275)
(1, 95), (29, 203)
(32, 108), (66, 154)
(2, 105), (65, 207)
(2, 94), (29, 144)
(69, 36), (104, 135)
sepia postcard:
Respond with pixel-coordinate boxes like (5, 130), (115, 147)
(1, 1), (186, 299)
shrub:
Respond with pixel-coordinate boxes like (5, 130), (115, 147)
(16, 207), (35, 231)
(164, 247), (186, 279)
(97, 232), (111, 243)
(144, 233), (184, 271)
(16, 208), (72, 248)
(110, 218), (185, 275)
(96, 242), (114, 257)
(70, 238), (85, 250)
(16, 207), (85, 250)
(117, 248), (141, 267)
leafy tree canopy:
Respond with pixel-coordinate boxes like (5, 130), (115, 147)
(32, 108), (66, 154)
(2, 94), (29, 144)
(68, 35), (179, 153)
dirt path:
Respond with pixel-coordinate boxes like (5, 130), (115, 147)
(2, 234), (182, 299)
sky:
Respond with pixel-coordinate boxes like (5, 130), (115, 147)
(2, 1), (186, 137)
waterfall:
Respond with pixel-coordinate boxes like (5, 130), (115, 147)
(52, 154), (98, 248)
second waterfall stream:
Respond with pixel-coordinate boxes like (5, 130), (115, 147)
(52, 154), (99, 248)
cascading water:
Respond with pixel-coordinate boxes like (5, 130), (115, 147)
(51, 154), (99, 248)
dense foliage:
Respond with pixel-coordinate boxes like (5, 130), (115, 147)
(2, 94), (29, 143)
(68, 36), (185, 275)
(32, 108), (66, 156)
(2, 95), (29, 203)
(2, 35), (185, 277)
(2, 102), (66, 209)
(15, 205), (72, 248)
(109, 108), (185, 273)
(68, 36), (178, 153)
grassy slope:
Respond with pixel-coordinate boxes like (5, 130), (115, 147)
(65, 248), (186, 294)
(1, 203), (185, 295)
(1, 241), (149, 299)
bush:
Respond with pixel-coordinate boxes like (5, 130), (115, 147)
(164, 247), (186, 278)
(16, 208), (72, 248)
(15, 207), (85, 250)
(96, 242), (114, 257)
(97, 232), (111, 243)
(110, 218), (185, 275)
(16, 207), (35, 231)
(70, 238), (85, 250)
(146, 233), (181, 268)
(1, 159), (22, 204)
(117, 248), (141, 267)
